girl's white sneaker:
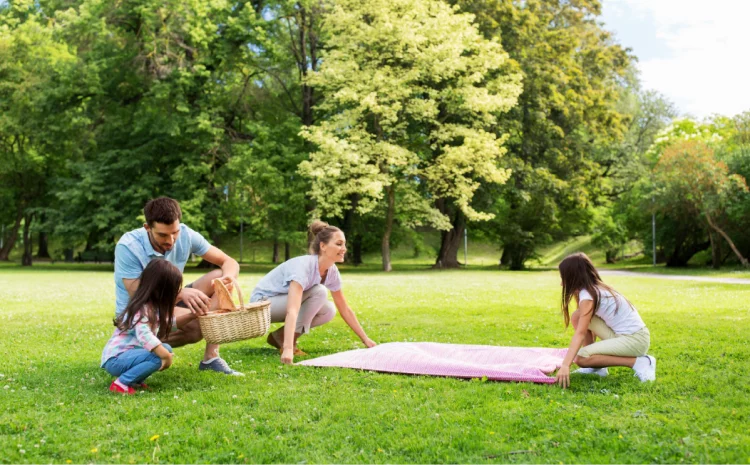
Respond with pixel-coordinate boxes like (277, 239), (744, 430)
(633, 355), (656, 382)
(573, 367), (609, 377)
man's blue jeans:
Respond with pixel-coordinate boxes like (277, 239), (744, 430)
(103, 344), (172, 386)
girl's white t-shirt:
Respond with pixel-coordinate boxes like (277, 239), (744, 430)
(578, 287), (646, 335)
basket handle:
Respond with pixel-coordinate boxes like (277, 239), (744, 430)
(227, 276), (244, 307)
(211, 277), (245, 311)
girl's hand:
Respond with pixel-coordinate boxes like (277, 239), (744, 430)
(160, 352), (173, 371)
(556, 365), (570, 389)
(362, 337), (377, 348)
(280, 348), (294, 365)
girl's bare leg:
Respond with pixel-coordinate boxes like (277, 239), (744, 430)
(575, 354), (636, 368)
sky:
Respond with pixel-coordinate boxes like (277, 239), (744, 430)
(600, 0), (750, 119)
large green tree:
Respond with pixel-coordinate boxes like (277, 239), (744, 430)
(0, 1), (90, 264)
(591, 88), (677, 263)
(457, 0), (633, 269)
(46, 0), (268, 254)
(222, 0), (325, 263)
(300, 0), (522, 271)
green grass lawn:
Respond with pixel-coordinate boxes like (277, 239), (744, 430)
(1, 265), (749, 463)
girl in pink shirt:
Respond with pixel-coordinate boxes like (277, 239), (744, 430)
(101, 260), (182, 394)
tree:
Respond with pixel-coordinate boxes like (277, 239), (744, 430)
(221, 0), (325, 262)
(653, 140), (749, 268)
(300, 0), (522, 271)
(0, 2), (88, 264)
(455, 0), (633, 269)
(589, 88), (677, 263)
(48, 0), (269, 255)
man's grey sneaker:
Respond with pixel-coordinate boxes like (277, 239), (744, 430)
(199, 357), (244, 376)
(633, 355), (656, 382)
(573, 367), (609, 377)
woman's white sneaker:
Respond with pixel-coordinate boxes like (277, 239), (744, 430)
(633, 355), (656, 382)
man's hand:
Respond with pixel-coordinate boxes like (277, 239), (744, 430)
(556, 365), (571, 389)
(159, 352), (174, 371)
(179, 287), (211, 315)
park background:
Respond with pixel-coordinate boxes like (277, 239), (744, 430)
(1, 0), (749, 463)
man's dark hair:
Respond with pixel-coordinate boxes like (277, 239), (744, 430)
(144, 197), (182, 226)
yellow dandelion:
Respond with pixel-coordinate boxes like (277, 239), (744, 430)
(66, 461), (72, 464)
(91, 448), (98, 453)
(618, 434), (623, 439)
(237, 454), (244, 459)
(150, 435), (160, 441)
(490, 432), (495, 435)
(377, 448), (384, 453)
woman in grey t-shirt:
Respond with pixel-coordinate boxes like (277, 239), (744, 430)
(250, 221), (377, 364)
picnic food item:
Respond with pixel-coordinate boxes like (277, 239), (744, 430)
(198, 277), (271, 344)
(211, 278), (237, 313)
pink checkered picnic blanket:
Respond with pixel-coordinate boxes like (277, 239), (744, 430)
(298, 342), (568, 384)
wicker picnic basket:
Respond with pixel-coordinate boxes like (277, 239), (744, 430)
(198, 278), (271, 344)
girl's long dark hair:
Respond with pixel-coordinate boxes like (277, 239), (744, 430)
(558, 252), (621, 328)
(115, 259), (182, 340)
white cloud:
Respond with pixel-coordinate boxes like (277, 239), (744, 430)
(605, 0), (750, 119)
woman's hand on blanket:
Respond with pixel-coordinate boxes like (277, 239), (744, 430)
(281, 348), (294, 365)
(362, 337), (377, 348)
(556, 365), (570, 388)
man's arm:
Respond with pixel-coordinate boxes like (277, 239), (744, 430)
(199, 246), (240, 280)
(122, 278), (140, 298)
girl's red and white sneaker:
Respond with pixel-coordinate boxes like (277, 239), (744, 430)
(109, 380), (136, 395)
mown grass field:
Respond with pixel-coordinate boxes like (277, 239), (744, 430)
(1, 264), (749, 463)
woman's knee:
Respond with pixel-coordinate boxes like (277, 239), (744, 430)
(307, 284), (328, 301)
(312, 302), (336, 327)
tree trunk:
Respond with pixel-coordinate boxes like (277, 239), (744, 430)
(434, 200), (464, 269)
(708, 230), (721, 269)
(341, 194), (361, 265)
(499, 247), (510, 267)
(284, 241), (290, 262)
(64, 248), (74, 262)
(509, 247), (529, 271)
(352, 233), (363, 265)
(0, 206), (24, 261)
(22, 213), (34, 266)
(272, 238), (279, 264)
(705, 211), (749, 267)
(605, 250), (618, 264)
(37, 231), (50, 259)
(381, 185), (395, 272)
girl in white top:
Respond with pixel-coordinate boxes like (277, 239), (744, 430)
(555, 253), (656, 388)
(251, 221), (377, 365)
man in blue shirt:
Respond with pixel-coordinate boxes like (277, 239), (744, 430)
(114, 197), (242, 375)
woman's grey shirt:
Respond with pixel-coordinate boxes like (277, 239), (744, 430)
(250, 254), (342, 302)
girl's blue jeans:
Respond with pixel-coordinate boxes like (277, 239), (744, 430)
(103, 344), (172, 386)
